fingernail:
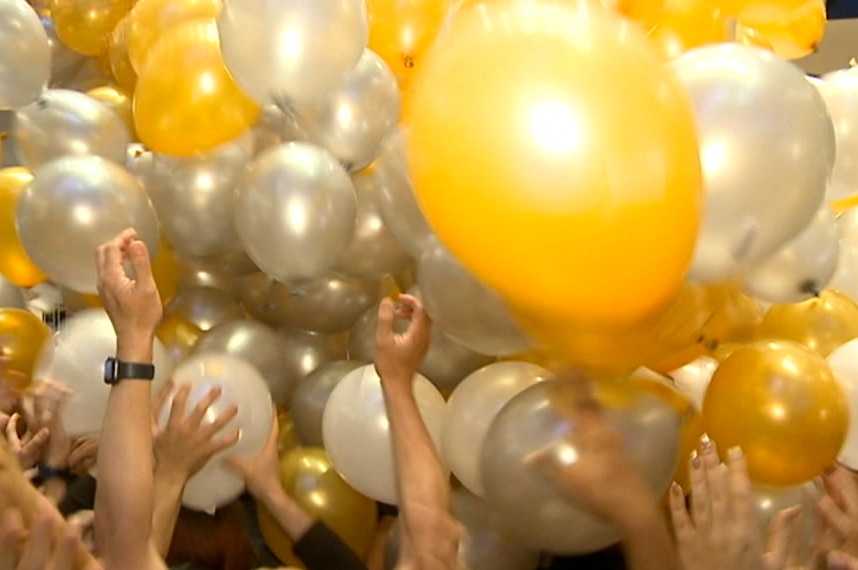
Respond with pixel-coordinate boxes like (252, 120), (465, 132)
(728, 446), (743, 461)
(691, 455), (702, 469)
(670, 481), (683, 497)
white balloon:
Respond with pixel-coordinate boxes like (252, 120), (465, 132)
(0, 0), (50, 109)
(160, 353), (274, 513)
(33, 309), (173, 437)
(322, 364), (445, 504)
(827, 339), (858, 469)
(829, 237), (858, 303)
(819, 68), (858, 203)
(668, 356), (718, 411)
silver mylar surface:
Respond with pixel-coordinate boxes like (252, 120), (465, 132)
(0, 0), (50, 110)
(235, 142), (357, 283)
(290, 359), (364, 446)
(165, 286), (245, 332)
(16, 155), (159, 293)
(671, 44), (834, 281)
(14, 89), (131, 170)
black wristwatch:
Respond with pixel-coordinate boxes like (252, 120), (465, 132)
(103, 357), (155, 385)
(36, 463), (75, 484)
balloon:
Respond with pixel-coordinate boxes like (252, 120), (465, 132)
(133, 20), (260, 156)
(176, 261), (239, 300)
(758, 290), (858, 357)
(257, 447), (378, 565)
(34, 309), (172, 436)
(237, 273), (379, 334)
(291, 360), (364, 447)
(0, 308), (50, 392)
(50, 0), (131, 55)
(155, 314), (203, 364)
(753, 483), (821, 560)
(366, 0), (453, 84)
(16, 155), (159, 293)
(56, 55), (112, 92)
(333, 170), (411, 280)
(0, 167), (46, 287)
(160, 353), (273, 512)
(250, 105), (302, 157)
(192, 320), (295, 407)
(142, 134), (252, 258)
(668, 356), (717, 412)
(443, 361), (551, 497)
(405, 0), (701, 324)
(323, 364), (445, 504)
(296, 49), (400, 172)
(671, 44), (833, 281)
(276, 409), (301, 455)
(217, 0), (368, 106)
(819, 68), (858, 203)
(418, 242), (532, 356)
(278, 328), (348, 405)
(164, 286), (244, 332)
(702, 340), (847, 486)
(480, 378), (681, 553)
(151, 240), (181, 304)
(128, 0), (221, 74)
(0, 0), (50, 109)
(647, 0), (728, 59)
(734, 0), (825, 60)
(13, 89), (131, 170)
(184, 250), (259, 277)
(825, 339), (858, 470)
(235, 143), (357, 283)
(830, 236), (858, 304)
(85, 86), (136, 140)
(742, 207), (839, 304)
(41, 14), (86, 86)
(373, 132), (436, 258)
(107, 15), (136, 90)
(0, 275), (26, 310)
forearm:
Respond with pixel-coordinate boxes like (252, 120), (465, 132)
(151, 466), (185, 558)
(616, 502), (680, 570)
(42, 478), (67, 505)
(257, 483), (314, 541)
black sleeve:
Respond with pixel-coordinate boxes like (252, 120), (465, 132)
(292, 521), (369, 570)
(58, 474), (97, 517)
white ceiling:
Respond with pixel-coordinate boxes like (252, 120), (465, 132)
(797, 18), (858, 75)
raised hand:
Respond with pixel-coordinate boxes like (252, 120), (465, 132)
(1, 413), (49, 470)
(0, 505), (103, 570)
(227, 414), (279, 499)
(374, 295), (431, 387)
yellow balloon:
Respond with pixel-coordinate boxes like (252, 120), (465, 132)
(276, 409), (301, 455)
(734, 0), (826, 60)
(258, 448), (378, 567)
(133, 20), (260, 155)
(0, 309), (51, 393)
(86, 85), (136, 140)
(703, 341), (847, 486)
(614, 0), (664, 30)
(647, 0), (729, 59)
(405, 0), (702, 326)
(155, 315), (202, 363)
(151, 240), (180, 304)
(108, 15), (138, 90)
(128, 0), (221, 74)
(50, 0), (133, 55)
(0, 168), (47, 288)
(758, 290), (858, 357)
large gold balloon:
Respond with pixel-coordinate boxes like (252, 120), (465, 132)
(133, 20), (260, 155)
(405, 0), (701, 327)
(155, 315), (202, 364)
(703, 341), (847, 486)
(128, 0), (222, 73)
(50, 0), (133, 55)
(257, 447), (378, 567)
(108, 15), (137, 90)
(0, 309), (51, 392)
(151, 240), (180, 304)
(758, 290), (858, 357)
(647, 0), (729, 59)
(86, 85), (136, 140)
(734, 0), (825, 60)
(0, 168), (46, 288)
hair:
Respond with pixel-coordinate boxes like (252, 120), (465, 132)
(166, 501), (256, 570)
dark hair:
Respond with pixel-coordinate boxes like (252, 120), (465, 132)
(167, 501), (256, 570)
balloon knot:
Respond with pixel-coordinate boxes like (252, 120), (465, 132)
(403, 55), (415, 69)
(799, 280), (821, 297)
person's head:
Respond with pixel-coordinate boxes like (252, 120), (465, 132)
(167, 500), (255, 570)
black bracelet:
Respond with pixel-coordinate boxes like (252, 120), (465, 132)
(36, 463), (75, 483)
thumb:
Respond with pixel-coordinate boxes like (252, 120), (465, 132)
(765, 505), (801, 568)
(128, 240), (154, 287)
(376, 298), (396, 342)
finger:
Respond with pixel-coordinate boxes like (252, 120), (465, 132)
(376, 298), (396, 345)
(5, 413), (20, 444)
(830, 550), (858, 570)
(701, 437), (729, 527)
(153, 379), (175, 421)
(818, 494), (854, 537)
(202, 429), (240, 461)
(188, 386), (223, 427)
(167, 384), (191, 427)
(48, 526), (78, 570)
(17, 510), (53, 570)
(263, 408), (279, 453)
(200, 404), (237, 440)
(765, 506), (801, 569)
(96, 234), (130, 286)
(22, 427), (49, 457)
(0, 509), (25, 570)
(726, 446), (753, 530)
(689, 450), (712, 532)
(127, 240), (155, 288)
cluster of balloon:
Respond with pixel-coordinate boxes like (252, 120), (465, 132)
(0, 307), (50, 392)
(757, 290), (858, 357)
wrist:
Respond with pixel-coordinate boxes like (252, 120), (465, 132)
(610, 495), (663, 535)
(155, 461), (190, 489)
(116, 335), (154, 363)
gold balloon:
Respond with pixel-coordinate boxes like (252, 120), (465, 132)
(703, 340), (847, 486)
(151, 240), (180, 304)
(86, 85), (136, 139)
(276, 409), (301, 455)
(257, 447), (378, 567)
(133, 20), (260, 155)
(647, 0), (729, 59)
(0, 309), (51, 393)
(108, 15), (138, 90)
(758, 290), (858, 357)
(734, 0), (825, 60)
(155, 315), (202, 363)
(50, 0), (133, 55)
(0, 168), (47, 288)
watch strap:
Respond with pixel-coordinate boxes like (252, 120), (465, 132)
(104, 357), (155, 384)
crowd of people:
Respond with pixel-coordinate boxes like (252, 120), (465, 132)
(2, 230), (858, 570)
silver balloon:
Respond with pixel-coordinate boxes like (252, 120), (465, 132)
(59, 57), (112, 92)
(481, 379), (681, 554)
(16, 155), (159, 293)
(0, 274), (26, 309)
(290, 359), (364, 446)
(143, 134), (253, 258)
(297, 49), (400, 172)
(418, 242), (532, 356)
(177, 261), (240, 299)
(125, 144), (150, 175)
(235, 142), (357, 283)
(753, 482), (821, 561)
(217, 0), (368, 106)
(238, 272), (379, 333)
(0, 0), (50, 110)
(184, 250), (259, 276)
(279, 328), (349, 403)
(742, 207), (839, 303)
(373, 132), (437, 258)
(251, 105), (308, 157)
(41, 15), (85, 87)
(165, 286), (245, 332)
(193, 319), (294, 406)
(819, 68), (858, 203)
(13, 89), (130, 170)
(671, 44), (834, 281)
(334, 171), (411, 280)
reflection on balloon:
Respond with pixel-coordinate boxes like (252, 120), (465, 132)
(0, 167), (46, 288)
(757, 290), (858, 357)
(0, 308), (51, 392)
(291, 360), (365, 447)
(0, 0), (51, 109)
(703, 341), (847, 486)
(165, 286), (244, 332)
(16, 155), (159, 293)
(50, 0), (132, 55)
